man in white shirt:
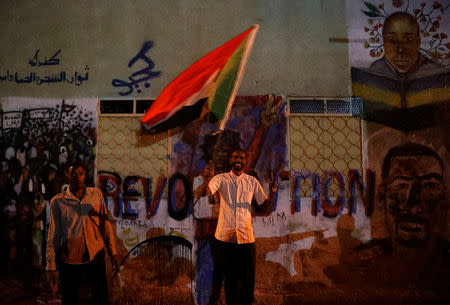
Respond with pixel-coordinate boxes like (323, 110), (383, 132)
(46, 163), (118, 305)
(207, 149), (278, 305)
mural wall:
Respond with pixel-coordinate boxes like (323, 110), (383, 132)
(93, 1), (449, 303)
(347, 0), (450, 302)
(0, 97), (98, 286)
(93, 95), (380, 305)
(2, 95), (445, 304)
(0, 1), (448, 304)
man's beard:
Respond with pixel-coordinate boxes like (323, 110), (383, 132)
(70, 180), (84, 190)
(232, 162), (243, 171)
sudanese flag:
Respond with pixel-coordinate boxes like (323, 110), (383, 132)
(141, 25), (259, 133)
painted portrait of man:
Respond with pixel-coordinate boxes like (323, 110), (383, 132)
(349, 2), (450, 131)
(360, 143), (449, 293)
(379, 143), (446, 250)
(369, 12), (445, 80)
(325, 141), (448, 301)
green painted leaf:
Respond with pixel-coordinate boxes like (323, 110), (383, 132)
(362, 10), (383, 18)
(363, 1), (382, 14)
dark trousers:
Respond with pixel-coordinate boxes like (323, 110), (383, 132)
(208, 238), (225, 305)
(214, 239), (256, 305)
(59, 249), (109, 305)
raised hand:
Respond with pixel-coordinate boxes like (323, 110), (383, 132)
(261, 94), (283, 127)
(201, 161), (215, 181)
(267, 170), (278, 194)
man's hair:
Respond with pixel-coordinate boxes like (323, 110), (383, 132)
(383, 12), (420, 37)
(66, 161), (86, 175)
(230, 148), (246, 157)
(381, 143), (444, 181)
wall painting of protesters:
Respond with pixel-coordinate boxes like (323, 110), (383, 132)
(0, 97), (98, 280)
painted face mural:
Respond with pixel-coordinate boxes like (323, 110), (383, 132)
(349, 1), (450, 130)
(383, 13), (421, 74)
(382, 144), (444, 248)
(346, 1), (450, 301)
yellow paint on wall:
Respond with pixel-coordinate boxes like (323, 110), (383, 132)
(352, 83), (401, 107)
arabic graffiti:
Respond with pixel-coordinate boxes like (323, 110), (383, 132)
(28, 49), (61, 67)
(0, 49), (89, 87)
(112, 41), (161, 96)
(0, 67), (89, 86)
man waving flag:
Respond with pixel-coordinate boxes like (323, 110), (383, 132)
(141, 25), (259, 133)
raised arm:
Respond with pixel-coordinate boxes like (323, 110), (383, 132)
(193, 161), (215, 202)
(244, 95), (283, 172)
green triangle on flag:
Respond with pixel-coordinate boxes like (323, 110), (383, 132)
(141, 25), (259, 133)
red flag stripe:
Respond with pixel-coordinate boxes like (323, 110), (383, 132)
(141, 26), (255, 127)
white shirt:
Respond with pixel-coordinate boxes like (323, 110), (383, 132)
(46, 187), (117, 270)
(208, 171), (266, 244)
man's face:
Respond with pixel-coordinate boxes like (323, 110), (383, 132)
(384, 155), (444, 248)
(69, 166), (86, 189)
(229, 151), (245, 172)
(383, 16), (420, 74)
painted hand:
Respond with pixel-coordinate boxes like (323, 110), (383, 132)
(260, 94), (282, 127)
(267, 171), (278, 193)
(201, 161), (215, 181)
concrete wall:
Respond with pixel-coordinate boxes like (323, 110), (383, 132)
(0, 0), (350, 98)
(1, 1), (449, 305)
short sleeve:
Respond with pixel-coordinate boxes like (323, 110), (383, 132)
(208, 175), (221, 194)
(253, 178), (267, 205)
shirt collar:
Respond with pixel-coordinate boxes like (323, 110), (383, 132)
(65, 185), (87, 200)
(229, 171), (244, 179)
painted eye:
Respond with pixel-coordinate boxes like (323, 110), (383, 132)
(396, 183), (410, 190)
(86, 139), (93, 146)
(422, 181), (440, 191)
(60, 146), (67, 154)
